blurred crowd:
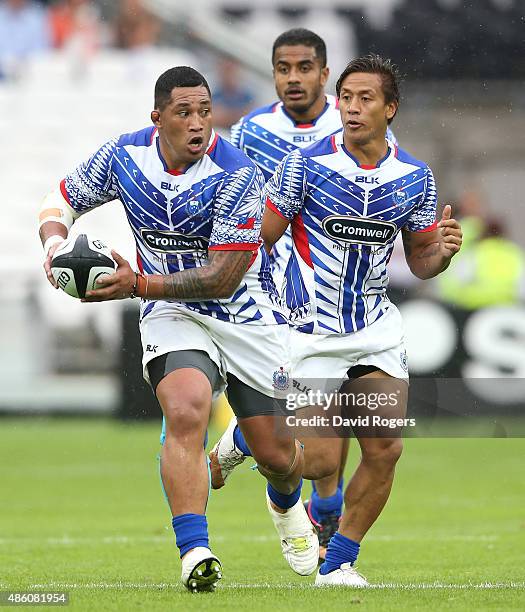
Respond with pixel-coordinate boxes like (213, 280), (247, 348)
(0, 0), (163, 80)
(2, 0), (523, 81)
(0, 0), (256, 128)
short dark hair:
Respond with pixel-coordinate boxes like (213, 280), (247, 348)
(154, 66), (211, 110)
(336, 54), (400, 122)
(272, 28), (327, 67)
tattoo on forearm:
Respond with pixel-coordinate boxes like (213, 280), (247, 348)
(163, 250), (252, 300)
(163, 268), (203, 299)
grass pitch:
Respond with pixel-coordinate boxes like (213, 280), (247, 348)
(0, 418), (524, 610)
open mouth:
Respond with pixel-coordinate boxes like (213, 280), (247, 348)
(285, 88), (305, 100)
(347, 120), (363, 130)
(187, 136), (204, 154)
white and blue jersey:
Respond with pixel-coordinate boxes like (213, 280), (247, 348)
(266, 130), (437, 335)
(230, 96), (397, 290)
(231, 95), (342, 182)
(60, 127), (285, 326)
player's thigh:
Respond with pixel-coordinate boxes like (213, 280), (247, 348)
(150, 350), (219, 417)
(140, 307), (227, 429)
(140, 305), (226, 395)
(227, 374), (296, 472)
(289, 400), (344, 477)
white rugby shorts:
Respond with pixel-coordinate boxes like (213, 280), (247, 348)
(290, 304), (409, 394)
(140, 302), (291, 399)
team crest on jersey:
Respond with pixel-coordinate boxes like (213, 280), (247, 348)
(273, 367), (290, 390)
(392, 189), (407, 206)
(184, 199), (208, 218)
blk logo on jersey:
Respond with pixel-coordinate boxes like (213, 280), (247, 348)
(293, 135), (317, 144)
(356, 176), (379, 184)
(161, 181), (179, 192)
(322, 216), (397, 246)
(141, 229), (208, 253)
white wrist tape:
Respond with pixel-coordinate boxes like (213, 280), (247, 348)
(43, 235), (65, 256)
(39, 188), (79, 231)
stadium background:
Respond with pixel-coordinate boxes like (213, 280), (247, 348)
(1, 0), (524, 609)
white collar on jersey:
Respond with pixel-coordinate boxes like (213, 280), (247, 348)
(207, 129), (217, 150)
(333, 129), (396, 169)
(277, 95), (337, 127)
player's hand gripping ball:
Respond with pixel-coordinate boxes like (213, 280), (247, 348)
(50, 234), (116, 299)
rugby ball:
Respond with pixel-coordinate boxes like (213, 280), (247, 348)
(50, 234), (116, 299)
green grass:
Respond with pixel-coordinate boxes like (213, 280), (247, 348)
(1, 418), (524, 611)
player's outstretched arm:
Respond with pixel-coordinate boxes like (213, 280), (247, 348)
(402, 205), (463, 280)
(262, 207), (291, 253)
(83, 250), (253, 302)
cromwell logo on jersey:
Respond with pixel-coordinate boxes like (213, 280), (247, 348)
(322, 216), (397, 246)
(141, 229), (208, 253)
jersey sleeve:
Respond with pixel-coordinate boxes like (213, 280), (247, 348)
(264, 149), (307, 220)
(404, 167), (438, 232)
(60, 138), (119, 215)
(208, 165), (264, 250)
(230, 117), (244, 149)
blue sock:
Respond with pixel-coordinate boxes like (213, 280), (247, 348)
(319, 532), (360, 574)
(310, 487), (343, 523)
(233, 425), (252, 456)
(267, 479), (302, 510)
(172, 513), (209, 558)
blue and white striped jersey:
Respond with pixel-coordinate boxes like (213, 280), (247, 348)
(266, 130), (438, 334)
(231, 96), (397, 288)
(231, 95), (342, 182)
(60, 126), (285, 325)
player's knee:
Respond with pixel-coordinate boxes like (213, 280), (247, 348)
(161, 394), (209, 438)
(256, 451), (293, 477)
(383, 439), (404, 464)
(363, 439), (403, 466)
(253, 441), (298, 479)
(303, 453), (339, 481)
